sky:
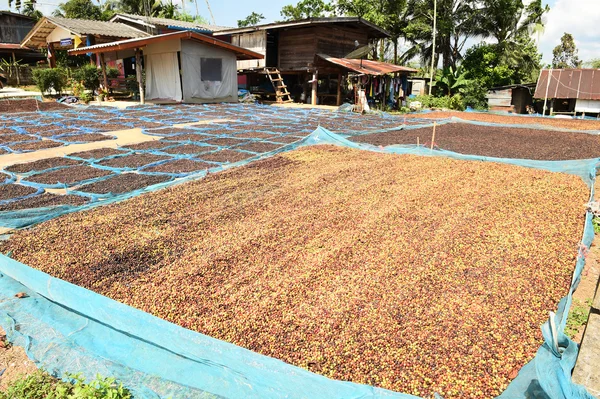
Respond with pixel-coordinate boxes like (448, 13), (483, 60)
(1, 0), (598, 65)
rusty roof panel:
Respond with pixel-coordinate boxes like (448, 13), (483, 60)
(534, 69), (600, 100)
(316, 54), (417, 76)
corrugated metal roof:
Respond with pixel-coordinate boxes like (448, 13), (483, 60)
(68, 30), (264, 61)
(316, 54), (417, 76)
(112, 13), (232, 32)
(534, 69), (600, 100)
(48, 17), (149, 38)
(213, 17), (390, 39)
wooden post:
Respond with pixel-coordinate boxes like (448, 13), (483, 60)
(417, 137), (420, 147)
(311, 70), (318, 106)
(100, 53), (108, 92)
(135, 48), (145, 105)
(336, 73), (342, 106)
(430, 122), (436, 150)
(12, 52), (20, 86)
(47, 43), (56, 68)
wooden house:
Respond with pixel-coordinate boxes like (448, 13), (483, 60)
(212, 18), (414, 106)
(0, 11), (44, 64)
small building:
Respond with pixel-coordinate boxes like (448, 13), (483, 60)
(211, 17), (414, 106)
(534, 69), (600, 116)
(0, 11), (44, 64)
(20, 16), (150, 67)
(68, 30), (263, 104)
(486, 83), (536, 114)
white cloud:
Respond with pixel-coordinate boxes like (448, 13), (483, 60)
(538, 0), (600, 64)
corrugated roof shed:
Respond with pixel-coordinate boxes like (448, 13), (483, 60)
(534, 69), (600, 100)
(21, 16), (149, 48)
(111, 13), (232, 33)
(316, 54), (417, 76)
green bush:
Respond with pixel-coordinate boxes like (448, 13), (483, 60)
(459, 80), (488, 110)
(411, 94), (465, 111)
(32, 67), (67, 95)
(72, 64), (100, 91)
(106, 67), (119, 79)
(0, 370), (131, 399)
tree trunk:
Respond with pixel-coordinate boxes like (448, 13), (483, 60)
(393, 38), (398, 65)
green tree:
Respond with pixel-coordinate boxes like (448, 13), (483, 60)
(586, 59), (600, 69)
(237, 12), (265, 27)
(8, 0), (42, 19)
(402, 0), (482, 70)
(478, 0), (548, 48)
(53, 0), (102, 20)
(552, 32), (582, 69)
(102, 0), (162, 17)
(280, 0), (334, 21)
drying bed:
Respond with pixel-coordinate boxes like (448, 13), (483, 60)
(2, 145), (588, 399)
(97, 154), (170, 169)
(142, 159), (213, 174)
(0, 99), (69, 113)
(10, 140), (63, 152)
(406, 111), (600, 130)
(349, 123), (600, 160)
(198, 149), (254, 163)
(24, 165), (112, 186)
(0, 192), (88, 211)
(75, 173), (171, 195)
(5, 157), (81, 174)
(68, 148), (127, 160)
(0, 184), (38, 201)
(160, 144), (213, 155)
(53, 133), (114, 143)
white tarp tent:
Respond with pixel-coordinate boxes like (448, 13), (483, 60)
(180, 39), (238, 103)
(144, 39), (183, 101)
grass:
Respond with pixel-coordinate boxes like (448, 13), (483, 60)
(2, 145), (589, 399)
(0, 371), (131, 399)
(565, 299), (593, 339)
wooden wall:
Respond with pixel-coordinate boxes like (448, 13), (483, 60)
(232, 31), (266, 70)
(278, 25), (369, 71)
(0, 14), (35, 44)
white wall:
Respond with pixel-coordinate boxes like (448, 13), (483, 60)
(180, 39), (238, 103)
(575, 99), (600, 113)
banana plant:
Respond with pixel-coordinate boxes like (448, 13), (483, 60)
(434, 65), (470, 96)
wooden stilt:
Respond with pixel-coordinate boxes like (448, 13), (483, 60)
(135, 48), (145, 105)
(430, 122), (436, 150)
(47, 43), (56, 68)
(311, 70), (318, 106)
(100, 53), (108, 92)
(336, 73), (342, 106)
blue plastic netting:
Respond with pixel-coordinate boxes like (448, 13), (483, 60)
(0, 111), (597, 399)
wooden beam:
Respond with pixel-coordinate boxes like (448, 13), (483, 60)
(12, 52), (20, 86)
(311, 70), (318, 106)
(336, 73), (342, 106)
(47, 42), (56, 68)
(100, 52), (108, 92)
(135, 48), (145, 105)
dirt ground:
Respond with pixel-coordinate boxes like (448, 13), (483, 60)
(0, 327), (37, 390)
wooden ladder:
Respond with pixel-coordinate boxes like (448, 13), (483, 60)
(265, 68), (293, 103)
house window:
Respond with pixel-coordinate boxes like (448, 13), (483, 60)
(201, 58), (222, 82)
